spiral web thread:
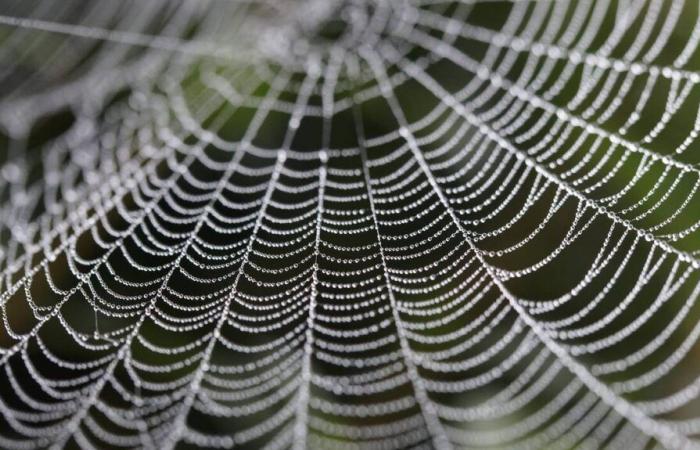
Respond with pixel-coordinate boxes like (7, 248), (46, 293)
(2, 0), (700, 448)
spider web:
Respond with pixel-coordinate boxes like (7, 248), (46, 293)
(1, 0), (700, 449)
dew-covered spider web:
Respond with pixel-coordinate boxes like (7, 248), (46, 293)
(1, 0), (700, 449)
